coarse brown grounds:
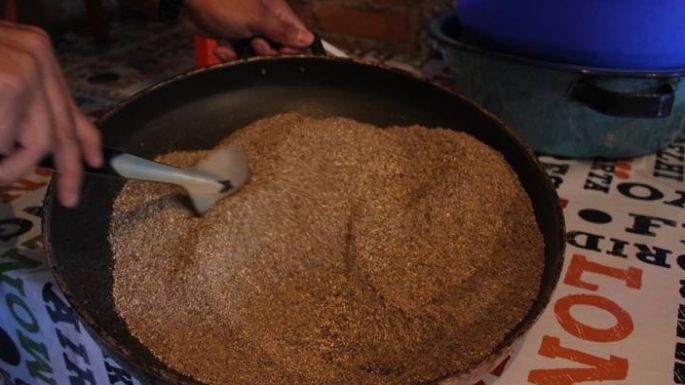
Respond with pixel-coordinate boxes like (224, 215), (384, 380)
(110, 113), (544, 385)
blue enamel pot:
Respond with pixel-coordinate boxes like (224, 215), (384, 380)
(457, 0), (685, 70)
(430, 12), (685, 159)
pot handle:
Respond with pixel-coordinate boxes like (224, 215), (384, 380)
(237, 34), (327, 59)
(570, 77), (675, 119)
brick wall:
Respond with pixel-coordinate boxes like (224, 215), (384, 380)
(290, 0), (453, 57)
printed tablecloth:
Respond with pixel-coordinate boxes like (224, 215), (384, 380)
(1, 24), (685, 385)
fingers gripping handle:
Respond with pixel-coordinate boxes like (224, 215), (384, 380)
(194, 33), (327, 67)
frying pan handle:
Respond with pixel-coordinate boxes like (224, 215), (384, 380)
(237, 33), (327, 59)
(2, 146), (129, 178)
(570, 76), (675, 119)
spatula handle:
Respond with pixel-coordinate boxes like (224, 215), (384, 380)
(107, 152), (214, 186)
(37, 147), (128, 178)
(38, 147), (202, 185)
(8, 146), (220, 188)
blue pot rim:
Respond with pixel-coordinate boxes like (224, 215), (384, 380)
(430, 12), (685, 78)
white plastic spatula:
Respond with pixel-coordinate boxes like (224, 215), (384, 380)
(39, 146), (250, 215)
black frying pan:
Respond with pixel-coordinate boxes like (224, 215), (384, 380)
(43, 56), (565, 385)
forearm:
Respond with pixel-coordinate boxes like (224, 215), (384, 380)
(120, 0), (313, 59)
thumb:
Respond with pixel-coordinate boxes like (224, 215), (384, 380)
(258, 15), (313, 48)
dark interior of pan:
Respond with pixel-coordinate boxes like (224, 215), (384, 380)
(43, 57), (564, 385)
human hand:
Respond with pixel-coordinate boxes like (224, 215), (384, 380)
(0, 22), (103, 207)
(181, 0), (315, 61)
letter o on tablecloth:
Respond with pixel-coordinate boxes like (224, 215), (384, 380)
(554, 294), (633, 342)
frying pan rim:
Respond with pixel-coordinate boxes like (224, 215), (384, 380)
(42, 55), (566, 385)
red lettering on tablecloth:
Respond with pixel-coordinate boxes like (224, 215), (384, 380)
(559, 198), (568, 209)
(555, 294), (633, 342)
(528, 254), (643, 384)
(528, 336), (628, 385)
(614, 161), (632, 180)
(490, 355), (511, 376)
(0, 178), (47, 203)
(565, 254), (642, 290)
